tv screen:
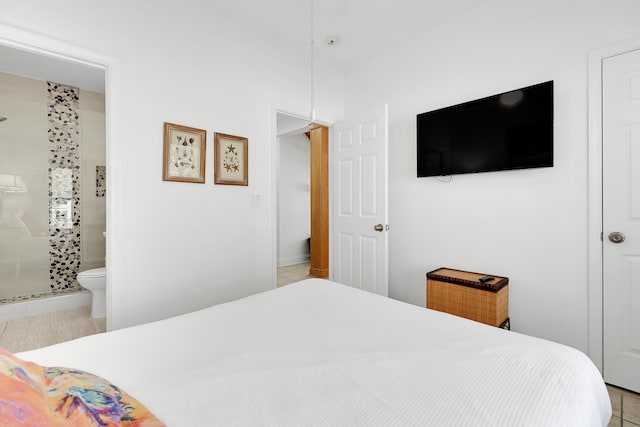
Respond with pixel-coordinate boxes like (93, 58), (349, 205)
(417, 81), (553, 177)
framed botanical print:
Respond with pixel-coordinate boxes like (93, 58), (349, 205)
(162, 122), (206, 183)
(214, 132), (248, 186)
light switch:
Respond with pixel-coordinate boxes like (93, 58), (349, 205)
(250, 193), (262, 207)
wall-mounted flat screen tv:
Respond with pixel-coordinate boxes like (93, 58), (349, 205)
(417, 81), (553, 177)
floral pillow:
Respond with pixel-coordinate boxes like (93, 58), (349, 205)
(0, 347), (165, 426)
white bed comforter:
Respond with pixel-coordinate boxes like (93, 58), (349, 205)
(19, 279), (611, 426)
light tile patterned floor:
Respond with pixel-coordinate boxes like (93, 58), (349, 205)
(0, 305), (106, 353)
(608, 385), (640, 426)
(277, 262), (311, 287)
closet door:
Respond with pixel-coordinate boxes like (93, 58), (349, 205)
(603, 48), (640, 393)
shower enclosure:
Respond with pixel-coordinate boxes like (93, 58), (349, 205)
(0, 71), (105, 305)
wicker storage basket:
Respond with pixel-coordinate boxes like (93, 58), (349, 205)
(426, 268), (509, 328)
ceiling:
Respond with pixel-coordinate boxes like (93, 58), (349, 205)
(0, 0), (485, 91)
(213, 0), (487, 68)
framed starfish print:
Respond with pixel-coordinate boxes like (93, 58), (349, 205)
(214, 132), (248, 186)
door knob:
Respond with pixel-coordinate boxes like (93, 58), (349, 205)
(374, 224), (384, 232)
(608, 231), (625, 243)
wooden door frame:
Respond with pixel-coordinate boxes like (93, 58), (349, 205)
(308, 123), (329, 277)
(271, 108), (333, 287)
(587, 37), (640, 373)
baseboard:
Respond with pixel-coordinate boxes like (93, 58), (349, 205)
(277, 254), (310, 267)
(0, 290), (91, 323)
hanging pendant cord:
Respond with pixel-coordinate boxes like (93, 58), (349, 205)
(310, 0), (316, 121)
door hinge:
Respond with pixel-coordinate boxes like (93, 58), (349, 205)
(600, 231), (603, 242)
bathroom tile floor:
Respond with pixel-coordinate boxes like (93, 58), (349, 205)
(0, 305), (105, 353)
(277, 262), (311, 287)
(0, 262), (312, 354)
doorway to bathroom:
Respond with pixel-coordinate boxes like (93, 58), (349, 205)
(276, 112), (312, 286)
(0, 43), (107, 349)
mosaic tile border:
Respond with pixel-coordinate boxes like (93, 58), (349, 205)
(47, 82), (82, 292)
(96, 165), (106, 197)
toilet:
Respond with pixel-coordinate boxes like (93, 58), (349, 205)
(77, 267), (106, 318)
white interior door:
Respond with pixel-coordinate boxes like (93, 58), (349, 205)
(333, 105), (388, 296)
(603, 48), (640, 393)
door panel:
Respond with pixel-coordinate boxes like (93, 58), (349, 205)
(630, 257), (640, 352)
(360, 153), (377, 216)
(360, 236), (377, 293)
(338, 159), (354, 216)
(361, 119), (377, 143)
(632, 128), (640, 216)
(337, 232), (354, 285)
(338, 128), (354, 151)
(333, 105), (388, 296)
(603, 48), (640, 393)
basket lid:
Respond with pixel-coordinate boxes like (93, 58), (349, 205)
(426, 267), (508, 292)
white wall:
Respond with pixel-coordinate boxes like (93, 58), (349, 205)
(277, 134), (310, 266)
(0, 1), (344, 329)
(344, 0), (640, 353)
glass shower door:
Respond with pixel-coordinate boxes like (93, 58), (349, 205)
(0, 96), (51, 301)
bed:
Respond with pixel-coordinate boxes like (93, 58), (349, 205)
(7, 278), (610, 426)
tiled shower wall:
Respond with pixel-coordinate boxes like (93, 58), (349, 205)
(47, 82), (82, 292)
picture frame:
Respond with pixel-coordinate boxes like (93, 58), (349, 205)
(162, 122), (206, 183)
(214, 132), (248, 186)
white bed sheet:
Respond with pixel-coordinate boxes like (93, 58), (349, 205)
(19, 279), (611, 426)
